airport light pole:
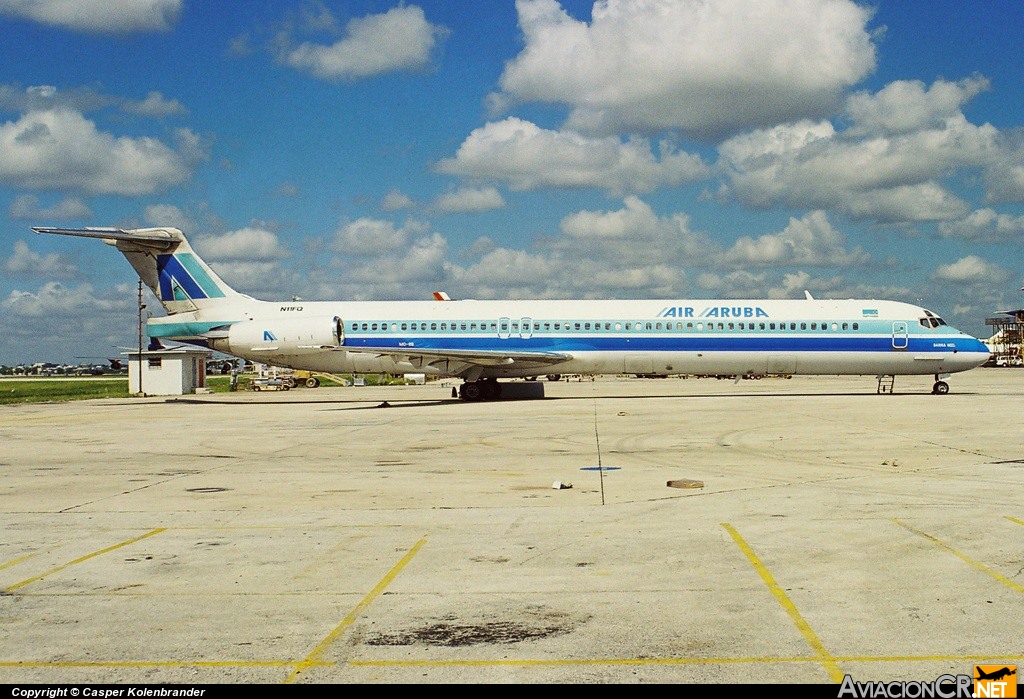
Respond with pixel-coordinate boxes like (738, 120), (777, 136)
(137, 279), (145, 397)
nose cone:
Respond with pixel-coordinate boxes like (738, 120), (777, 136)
(955, 334), (991, 370)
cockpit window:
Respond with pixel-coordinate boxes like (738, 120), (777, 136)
(920, 310), (948, 328)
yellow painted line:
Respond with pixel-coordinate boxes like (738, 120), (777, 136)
(721, 522), (845, 683)
(1008, 517), (1024, 527)
(284, 537), (427, 684)
(4, 528), (166, 593)
(0, 660), (305, 669)
(0, 552), (37, 571)
(894, 519), (1024, 594)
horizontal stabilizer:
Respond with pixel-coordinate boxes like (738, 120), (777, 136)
(33, 227), (178, 250)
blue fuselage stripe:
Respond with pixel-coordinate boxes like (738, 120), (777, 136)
(343, 335), (986, 354)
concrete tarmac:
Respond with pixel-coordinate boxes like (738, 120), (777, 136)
(1, 370), (1022, 685)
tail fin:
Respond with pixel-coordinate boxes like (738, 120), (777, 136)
(33, 227), (245, 315)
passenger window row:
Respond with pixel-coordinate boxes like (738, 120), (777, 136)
(348, 321), (863, 332)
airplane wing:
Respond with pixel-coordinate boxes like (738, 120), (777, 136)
(338, 345), (571, 376)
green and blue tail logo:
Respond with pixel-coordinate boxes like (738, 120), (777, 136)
(157, 253), (226, 301)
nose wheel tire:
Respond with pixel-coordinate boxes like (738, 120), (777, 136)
(931, 381), (949, 395)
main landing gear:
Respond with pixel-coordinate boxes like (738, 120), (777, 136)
(458, 378), (502, 401)
(878, 374), (951, 395)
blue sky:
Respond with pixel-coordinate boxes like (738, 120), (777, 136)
(1, 0), (1022, 364)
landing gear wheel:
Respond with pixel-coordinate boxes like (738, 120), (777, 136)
(932, 381), (949, 395)
(460, 382), (482, 401)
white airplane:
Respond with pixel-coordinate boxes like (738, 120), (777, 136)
(34, 226), (990, 400)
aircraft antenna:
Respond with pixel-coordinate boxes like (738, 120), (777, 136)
(594, 399), (605, 506)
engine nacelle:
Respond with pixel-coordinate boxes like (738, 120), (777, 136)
(222, 316), (342, 356)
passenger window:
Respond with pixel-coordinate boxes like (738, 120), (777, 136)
(810, 323), (816, 330)
(801, 323), (807, 330)
(790, 323), (796, 330)
(853, 323), (859, 330)
(759, 323), (765, 330)
(696, 322), (703, 331)
(499, 323), (507, 331)
(574, 322), (581, 330)
(584, 322), (591, 330)
(646, 323), (653, 330)
(655, 322), (662, 330)
(615, 323), (622, 331)
(841, 323), (848, 330)
(554, 323), (561, 330)
(431, 323), (437, 330)
(687, 323), (693, 330)
(371, 323), (378, 330)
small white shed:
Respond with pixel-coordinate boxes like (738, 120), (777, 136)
(125, 347), (210, 396)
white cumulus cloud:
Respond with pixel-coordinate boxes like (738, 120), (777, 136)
(0, 108), (201, 195)
(721, 211), (869, 267)
(719, 85), (1000, 223)
(333, 217), (429, 256)
(430, 186), (506, 214)
(0, 0), (182, 33)
(123, 91), (187, 117)
(9, 194), (91, 220)
(931, 255), (1009, 285)
(436, 117), (709, 195)
(381, 189), (414, 211)
(283, 5), (448, 80)
(196, 227), (291, 261)
(937, 208), (1024, 242)
(491, 0), (875, 139)
(4, 239), (78, 277)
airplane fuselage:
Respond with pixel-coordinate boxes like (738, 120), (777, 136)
(149, 297), (991, 380)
